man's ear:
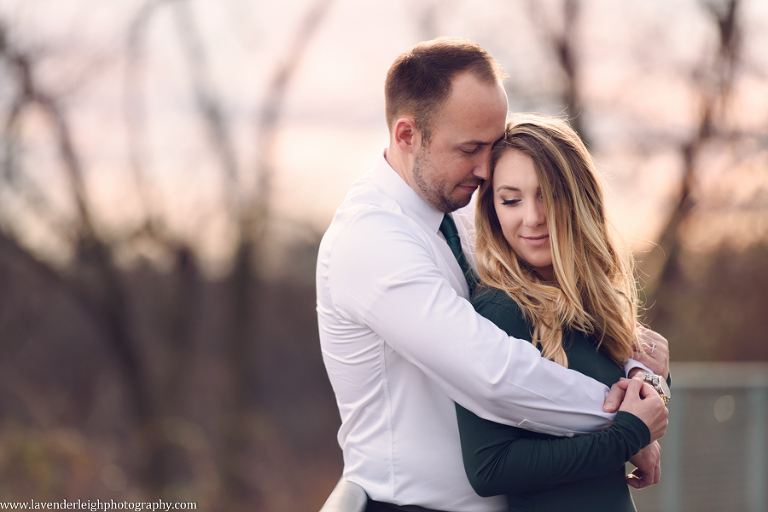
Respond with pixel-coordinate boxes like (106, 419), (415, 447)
(393, 117), (419, 154)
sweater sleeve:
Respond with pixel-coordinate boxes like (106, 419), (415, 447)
(455, 288), (651, 496)
(456, 405), (649, 496)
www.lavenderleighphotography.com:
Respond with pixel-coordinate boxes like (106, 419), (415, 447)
(0, 500), (196, 511)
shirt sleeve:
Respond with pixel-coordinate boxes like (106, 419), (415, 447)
(625, 359), (652, 376)
(328, 210), (615, 435)
(455, 405), (650, 496)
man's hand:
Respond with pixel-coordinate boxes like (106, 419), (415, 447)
(633, 325), (670, 380)
(626, 441), (661, 489)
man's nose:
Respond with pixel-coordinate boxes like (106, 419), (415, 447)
(473, 158), (490, 181)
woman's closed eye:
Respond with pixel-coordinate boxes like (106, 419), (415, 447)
(500, 198), (521, 206)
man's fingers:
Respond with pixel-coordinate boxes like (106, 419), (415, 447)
(627, 441), (662, 489)
(634, 325), (671, 379)
(625, 466), (658, 489)
(626, 473), (653, 489)
(626, 472), (647, 489)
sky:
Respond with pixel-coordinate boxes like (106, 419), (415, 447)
(1, 0), (767, 273)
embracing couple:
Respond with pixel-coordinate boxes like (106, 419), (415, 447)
(317, 37), (671, 512)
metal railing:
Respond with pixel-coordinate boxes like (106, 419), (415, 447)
(632, 362), (768, 512)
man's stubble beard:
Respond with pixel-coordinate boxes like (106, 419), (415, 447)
(412, 147), (466, 213)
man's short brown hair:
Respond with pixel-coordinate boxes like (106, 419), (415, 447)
(384, 37), (505, 143)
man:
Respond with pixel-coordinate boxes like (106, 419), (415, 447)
(317, 38), (669, 512)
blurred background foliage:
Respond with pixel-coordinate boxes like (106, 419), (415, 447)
(0, 0), (766, 510)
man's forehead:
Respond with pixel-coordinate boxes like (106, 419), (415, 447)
(433, 74), (508, 140)
(436, 113), (506, 144)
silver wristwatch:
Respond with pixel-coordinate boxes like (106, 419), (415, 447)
(642, 372), (671, 405)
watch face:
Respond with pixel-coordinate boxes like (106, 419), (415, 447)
(643, 373), (671, 403)
(658, 377), (671, 400)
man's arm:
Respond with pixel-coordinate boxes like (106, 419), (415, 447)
(329, 212), (614, 434)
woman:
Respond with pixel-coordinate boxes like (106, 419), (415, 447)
(456, 114), (665, 511)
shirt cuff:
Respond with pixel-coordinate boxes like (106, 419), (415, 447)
(624, 358), (652, 377)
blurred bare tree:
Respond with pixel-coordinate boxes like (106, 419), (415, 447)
(525, 0), (588, 142)
(639, 0), (768, 361)
(0, 0), (334, 509)
(644, 0), (747, 295)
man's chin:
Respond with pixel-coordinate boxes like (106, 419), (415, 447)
(454, 187), (478, 207)
(440, 195), (472, 213)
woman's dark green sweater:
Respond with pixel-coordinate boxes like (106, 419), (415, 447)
(456, 286), (650, 512)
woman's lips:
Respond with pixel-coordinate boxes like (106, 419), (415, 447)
(522, 235), (549, 247)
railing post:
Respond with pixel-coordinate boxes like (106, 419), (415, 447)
(747, 387), (767, 512)
(660, 389), (684, 512)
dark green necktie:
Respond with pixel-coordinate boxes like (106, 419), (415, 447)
(439, 213), (479, 294)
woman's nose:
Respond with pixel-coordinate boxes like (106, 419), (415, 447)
(524, 202), (546, 227)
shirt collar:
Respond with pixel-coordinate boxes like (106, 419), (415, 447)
(371, 151), (444, 234)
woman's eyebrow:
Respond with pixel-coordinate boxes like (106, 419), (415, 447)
(496, 185), (521, 192)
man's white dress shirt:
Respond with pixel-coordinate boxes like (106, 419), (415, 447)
(317, 154), (626, 512)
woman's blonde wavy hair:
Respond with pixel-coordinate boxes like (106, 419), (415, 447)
(475, 113), (639, 367)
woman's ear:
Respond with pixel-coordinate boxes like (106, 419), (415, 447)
(393, 117), (419, 154)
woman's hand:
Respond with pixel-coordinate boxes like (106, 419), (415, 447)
(605, 367), (669, 490)
(633, 325), (670, 380)
(617, 378), (669, 442)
